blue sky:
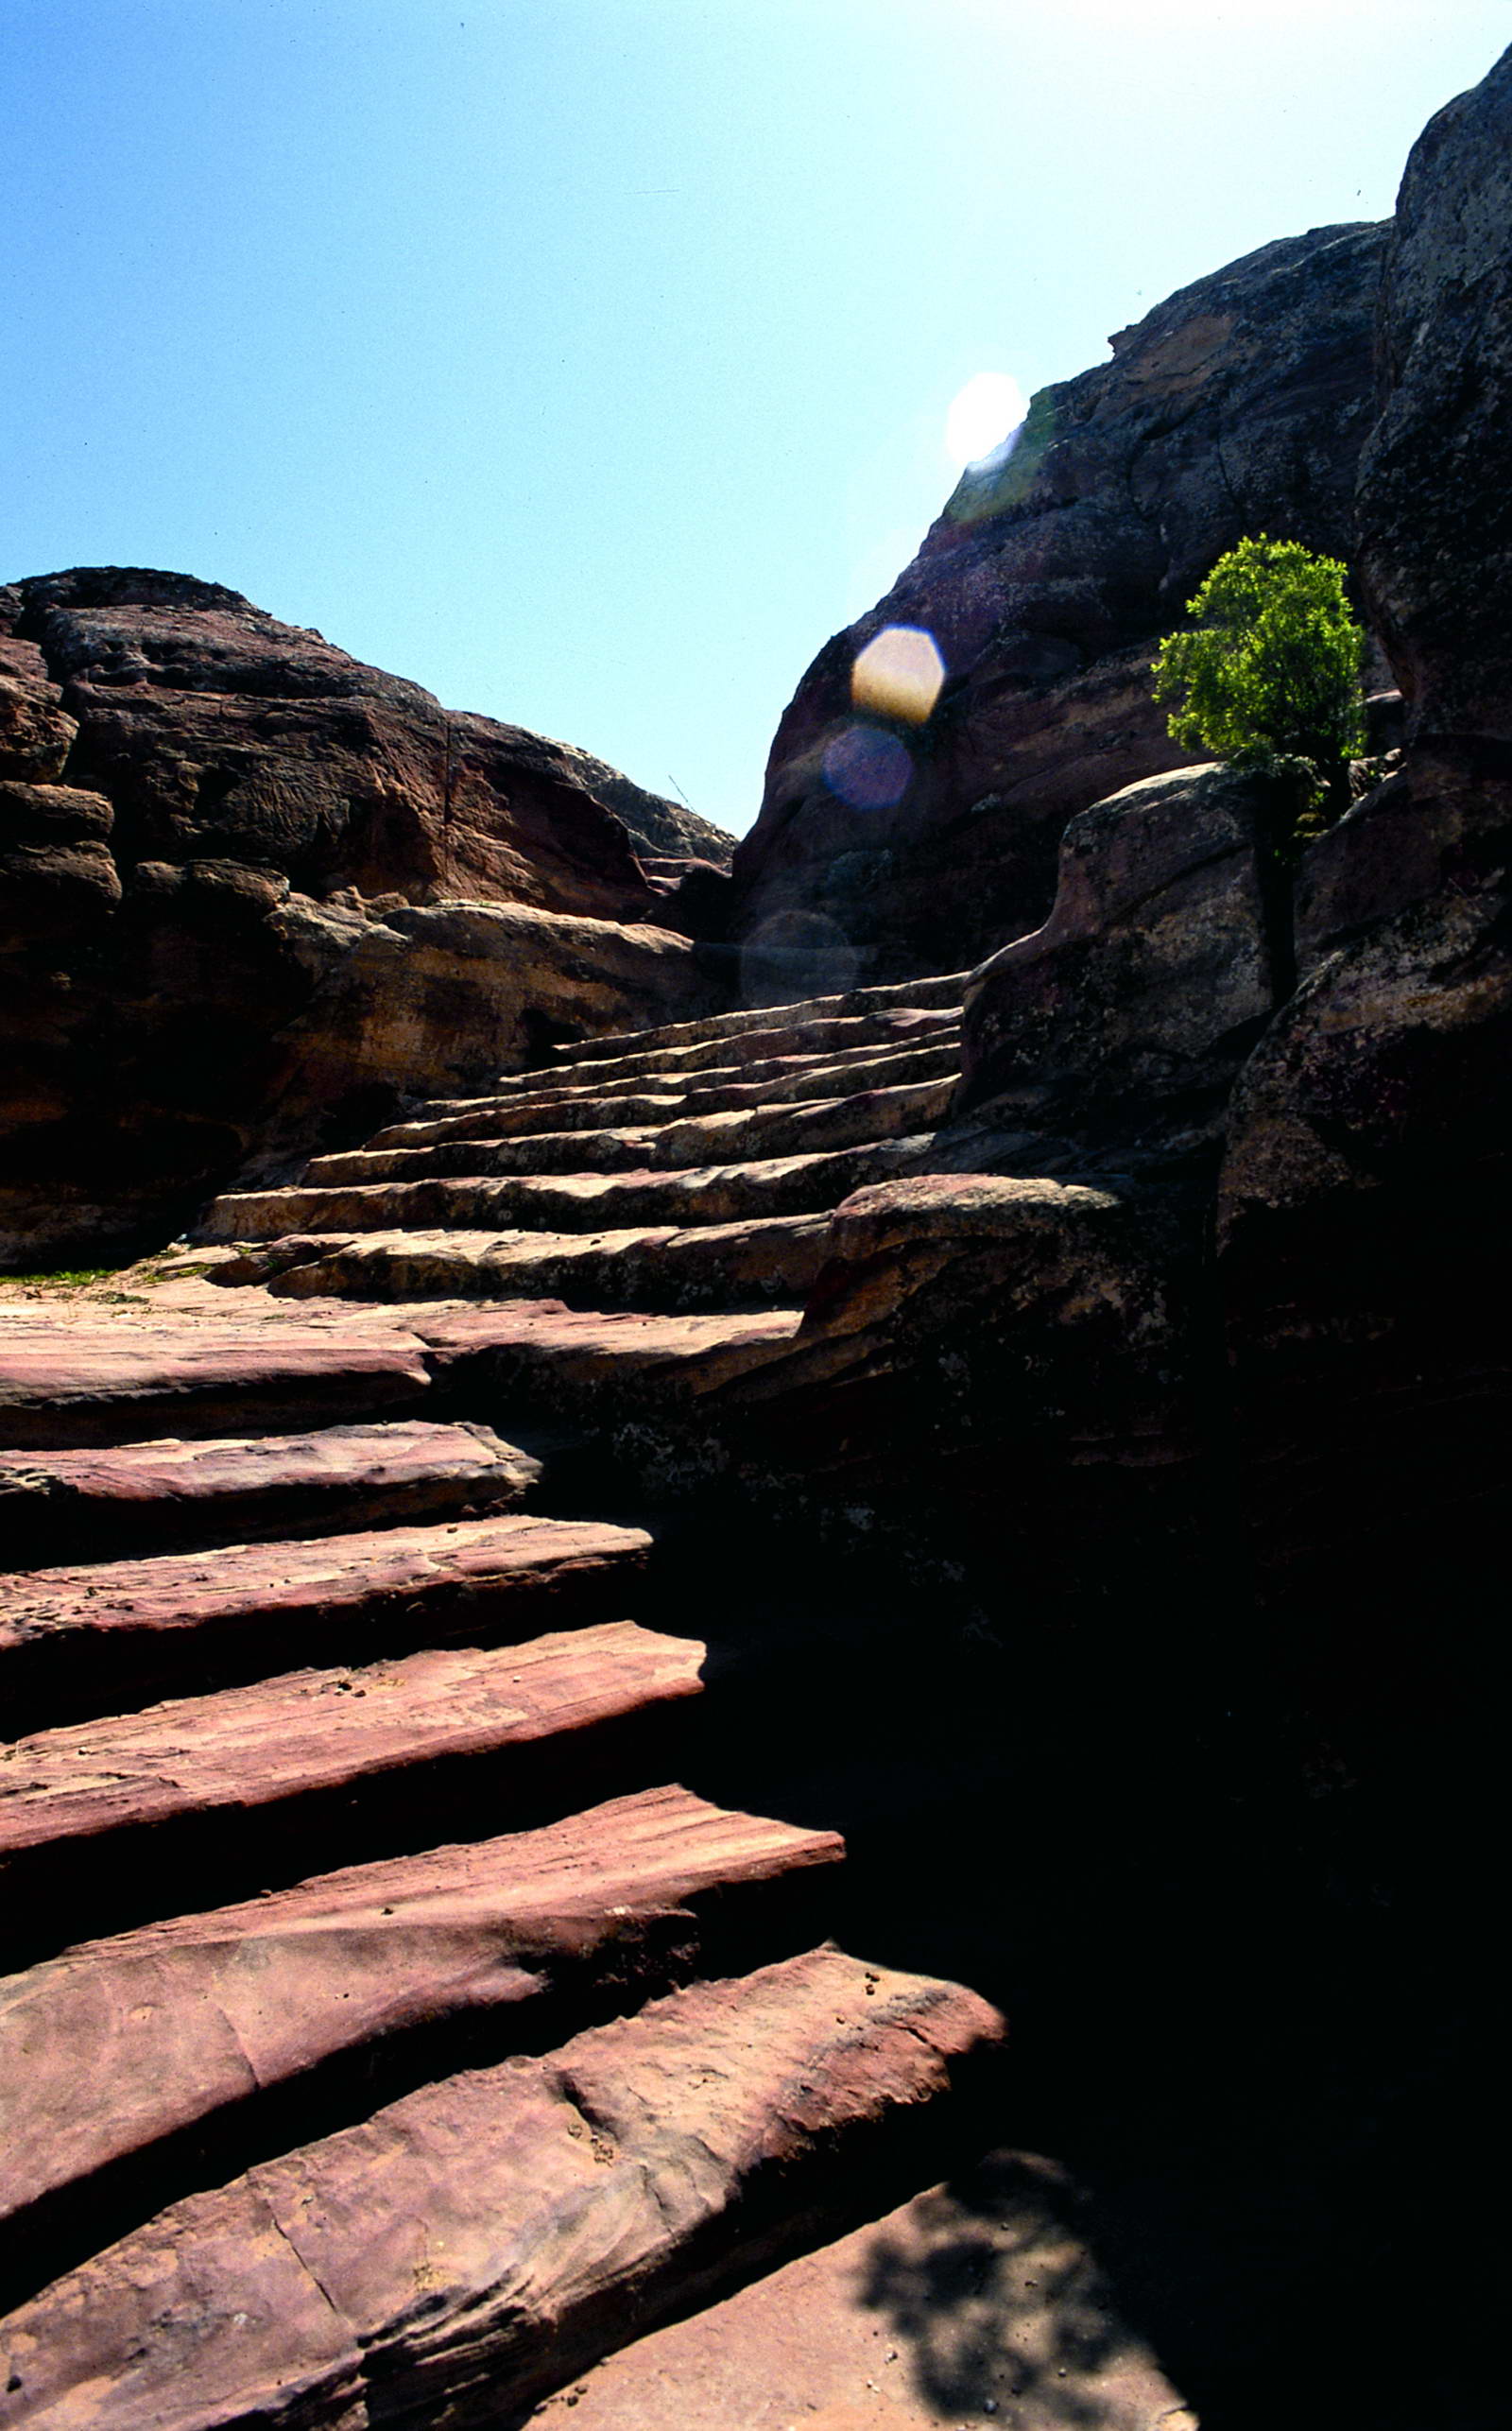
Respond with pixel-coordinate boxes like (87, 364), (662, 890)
(2, 2), (1505, 834)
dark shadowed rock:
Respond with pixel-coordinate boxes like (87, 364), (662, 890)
(1215, 43), (1512, 1740)
(1357, 45), (1512, 740)
(958, 762), (1298, 1142)
(9, 568), (662, 916)
(0, 571), (731, 1267)
(731, 222), (1386, 987)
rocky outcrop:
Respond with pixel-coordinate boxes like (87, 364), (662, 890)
(1207, 45), (1512, 1721)
(1356, 49), (1512, 741)
(0, 570), (730, 1267)
(3, 569), (680, 915)
(957, 762), (1298, 1146)
(730, 221), (1387, 987)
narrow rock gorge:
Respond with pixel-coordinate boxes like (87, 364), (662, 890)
(1, 39), (1507, 2431)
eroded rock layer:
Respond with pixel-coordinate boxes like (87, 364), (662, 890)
(730, 219), (1386, 986)
(0, 572), (733, 1267)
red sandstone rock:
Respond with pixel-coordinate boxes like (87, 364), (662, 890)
(0, 1946), (1004, 2430)
(958, 761), (1291, 1135)
(199, 1135), (935, 1246)
(0, 1786), (842, 2292)
(0, 570), (730, 1269)
(218, 1215), (833, 1316)
(0, 632), (76, 784)
(0, 1316), (438, 1448)
(0, 1510), (650, 1730)
(0, 1419), (540, 1563)
(0, 1622), (705, 1963)
(732, 223), (1386, 983)
(371, 1033), (963, 1147)
(13, 569), (661, 919)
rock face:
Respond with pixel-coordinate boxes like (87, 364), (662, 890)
(0, 571), (729, 1267)
(730, 221), (1387, 987)
(1215, 43), (1512, 1690)
(2, 569), (687, 915)
(958, 762), (1297, 1143)
(1356, 47), (1512, 741)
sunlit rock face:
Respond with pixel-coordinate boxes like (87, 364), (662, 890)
(3, 567), (690, 918)
(732, 220), (1387, 991)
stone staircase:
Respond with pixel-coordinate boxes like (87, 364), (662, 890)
(0, 971), (1017, 2429)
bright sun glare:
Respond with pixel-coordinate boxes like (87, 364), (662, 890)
(945, 371), (1027, 469)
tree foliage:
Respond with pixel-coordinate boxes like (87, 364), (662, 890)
(1151, 537), (1366, 806)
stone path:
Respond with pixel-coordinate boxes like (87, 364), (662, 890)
(2, 970), (1123, 2427)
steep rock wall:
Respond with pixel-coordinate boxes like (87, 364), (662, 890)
(730, 221), (1387, 989)
(0, 570), (727, 1266)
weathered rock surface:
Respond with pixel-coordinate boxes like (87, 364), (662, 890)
(958, 761), (1296, 1142)
(1356, 46), (1512, 742)
(731, 221), (1387, 983)
(221, 1216), (833, 1315)
(0, 1786), (841, 2301)
(0, 624), (76, 783)
(0, 1948), (1003, 2431)
(693, 1171), (1208, 1593)
(553, 2151), (1195, 2431)
(0, 1511), (651, 1728)
(201, 1135), (938, 1246)
(0, 1623), (706, 1961)
(0, 572), (730, 1267)
(4, 569), (675, 915)
(0, 1418), (541, 1565)
(1204, 41), (1512, 1722)
(0, 1310), (438, 1447)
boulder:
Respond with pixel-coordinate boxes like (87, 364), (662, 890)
(7, 567), (676, 916)
(0, 631), (77, 784)
(958, 763), (1297, 1144)
(731, 222), (1386, 987)
(0, 781), (121, 944)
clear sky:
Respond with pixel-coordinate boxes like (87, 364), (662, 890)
(2, 2), (1505, 835)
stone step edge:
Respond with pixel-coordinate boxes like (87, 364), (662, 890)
(543, 967), (972, 1064)
(0, 1621), (706, 1968)
(211, 1214), (833, 1313)
(0, 1509), (654, 1733)
(0, 1944), (1005, 2431)
(0, 1784), (845, 2314)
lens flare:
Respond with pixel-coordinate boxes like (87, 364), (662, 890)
(851, 625), (945, 725)
(945, 371), (1027, 469)
(822, 723), (913, 810)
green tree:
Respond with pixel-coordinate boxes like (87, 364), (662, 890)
(1151, 536), (1366, 828)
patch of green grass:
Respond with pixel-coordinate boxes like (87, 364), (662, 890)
(6, 1266), (127, 1289)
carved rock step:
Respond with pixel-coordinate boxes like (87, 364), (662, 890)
(0, 1946), (1003, 2431)
(379, 1033), (961, 1147)
(0, 1305), (799, 1455)
(0, 1315), (436, 1449)
(0, 1621), (705, 1966)
(0, 1511), (652, 1733)
(544, 966), (971, 1063)
(218, 1214), (833, 1315)
(200, 1136), (932, 1246)
(0, 1419), (541, 1567)
(0, 1785), (844, 2306)
(308, 1077), (956, 1187)
(487, 1001), (959, 1093)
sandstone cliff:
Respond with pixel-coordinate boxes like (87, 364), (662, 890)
(730, 219), (1388, 989)
(0, 570), (728, 1266)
